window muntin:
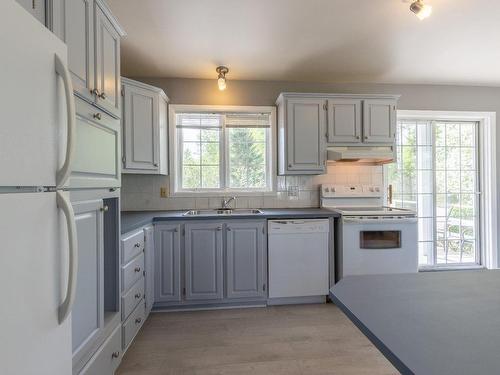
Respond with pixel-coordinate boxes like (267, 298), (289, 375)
(175, 111), (272, 193)
(388, 119), (480, 267)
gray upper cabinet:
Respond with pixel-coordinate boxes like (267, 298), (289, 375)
(71, 199), (104, 369)
(277, 95), (327, 175)
(226, 222), (267, 299)
(185, 223), (224, 301)
(122, 78), (169, 175)
(94, 1), (121, 117)
(15, 0), (46, 25)
(327, 99), (362, 144)
(51, 0), (125, 117)
(362, 99), (397, 144)
(143, 225), (155, 315)
(154, 224), (181, 303)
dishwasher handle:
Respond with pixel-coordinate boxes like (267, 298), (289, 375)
(268, 219), (330, 234)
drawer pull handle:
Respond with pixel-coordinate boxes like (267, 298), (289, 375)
(134, 267), (141, 273)
(134, 243), (141, 248)
(99, 92), (107, 100)
(135, 318), (142, 324)
(93, 113), (101, 120)
(111, 351), (120, 359)
(135, 293), (142, 299)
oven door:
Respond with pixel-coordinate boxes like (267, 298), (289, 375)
(339, 216), (418, 278)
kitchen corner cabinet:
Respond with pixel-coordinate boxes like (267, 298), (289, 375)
(185, 223), (224, 300)
(154, 224), (182, 302)
(121, 78), (169, 175)
(277, 95), (327, 175)
(52, 0), (125, 118)
(226, 222), (267, 299)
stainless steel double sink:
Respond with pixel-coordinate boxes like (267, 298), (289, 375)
(183, 208), (264, 216)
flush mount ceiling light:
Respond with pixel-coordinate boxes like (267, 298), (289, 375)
(410, 0), (432, 20)
(216, 66), (229, 91)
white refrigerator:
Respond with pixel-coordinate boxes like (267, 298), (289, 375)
(1, 2), (78, 374)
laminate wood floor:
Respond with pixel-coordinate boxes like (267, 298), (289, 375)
(116, 303), (398, 375)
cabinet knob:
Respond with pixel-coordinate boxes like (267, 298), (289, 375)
(217, 227), (222, 231)
(227, 228), (231, 231)
(93, 113), (102, 120)
(99, 92), (107, 100)
(100, 205), (108, 212)
(111, 351), (120, 359)
(135, 293), (142, 299)
(153, 163), (158, 167)
(364, 136), (368, 140)
(91, 88), (100, 96)
(288, 164), (292, 168)
(135, 318), (142, 324)
(356, 136), (360, 140)
(134, 267), (141, 273)
(134, 243), (141, 248)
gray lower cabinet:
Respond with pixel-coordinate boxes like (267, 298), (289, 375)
(143, 225), (155, 315)
(184, 223), (224, 300)
(79, 325), (122, 375)
(226, 222), (267, 299)
(154, 224), (182, 302)
(72, 199), (104, 369)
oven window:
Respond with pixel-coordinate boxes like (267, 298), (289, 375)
(360, 231), (401, 249)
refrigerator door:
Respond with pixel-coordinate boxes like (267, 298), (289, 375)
(0, 192), (72, 375)
(0, 1), (69, 188)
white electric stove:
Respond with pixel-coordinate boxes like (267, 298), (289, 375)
(321, 184), (418, 281)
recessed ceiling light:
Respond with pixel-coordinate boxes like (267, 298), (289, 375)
(216, 66), (229, 91)
(410, 0), (432, 20)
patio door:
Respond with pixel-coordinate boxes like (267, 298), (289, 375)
(387, 119), (481, 268)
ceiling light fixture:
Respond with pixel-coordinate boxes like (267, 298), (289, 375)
(410, 0), (432, 20)
(216, 66), (229, 91)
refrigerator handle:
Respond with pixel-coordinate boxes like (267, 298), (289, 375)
(56, 191), (78, 324)
(54, 53), (76, 188)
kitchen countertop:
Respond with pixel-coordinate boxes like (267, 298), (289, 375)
(121, 208), (339, 234)
(330, 270), (498, 375)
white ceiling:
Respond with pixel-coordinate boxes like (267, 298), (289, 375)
(107, 0), (500, 86)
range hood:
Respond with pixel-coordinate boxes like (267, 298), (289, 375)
(327, 146), (395, 165)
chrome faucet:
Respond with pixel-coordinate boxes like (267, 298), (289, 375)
(222, 196), (236, 209)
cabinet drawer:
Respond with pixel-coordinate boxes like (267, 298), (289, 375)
(122, 302), (146, 350)
(80, 325), (121, 375)
(121, 230), (144, 264)
(122, 252), (145, 292)
(122, 277), (145, 321)
(68, 97), (121, 189)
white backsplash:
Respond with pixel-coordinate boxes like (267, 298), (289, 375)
(120, 165), (384, 211)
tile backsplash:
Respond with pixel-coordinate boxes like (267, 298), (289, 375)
(120, 165), (384, 211)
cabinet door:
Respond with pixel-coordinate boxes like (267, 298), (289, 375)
(122, 83), (159, 171)
(61, 0), (95, 102)
(68, 97), (121, 188)
(286, 98), (326, 173)
(226, 222), (267, 299)
(143, 225), (155, 315)
(72, 199), (104, 367)
(15, 0), (46, 25)
(185, 223), (224, 300)
(154, 224), (181, 302)
(327, 99), (362, 144)
(362, 99), (397, 144)
(94, 1), (121, 117)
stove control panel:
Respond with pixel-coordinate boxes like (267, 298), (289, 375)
(321, 184), (382, 198)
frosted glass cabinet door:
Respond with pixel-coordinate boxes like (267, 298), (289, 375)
(94, 1), (121, 117)
(184, 223), (224, 301)
(71, 199), (104, 367)
(362, 99), (397, 144)
(285, 98), (326, 173)
(226, 222), (267, 299)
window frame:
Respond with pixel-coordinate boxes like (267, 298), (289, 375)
(169, 104), (277, 197)
(387, 110), (498, 271)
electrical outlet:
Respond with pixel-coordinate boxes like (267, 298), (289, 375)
(287, 185), (299, 197)
(160, 187), (168, 198)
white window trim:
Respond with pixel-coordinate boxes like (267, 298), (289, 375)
(395, 110), (497, 270)
(169, 104), (277, 197)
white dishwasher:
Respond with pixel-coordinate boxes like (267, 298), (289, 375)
(268, 219), (330, 303)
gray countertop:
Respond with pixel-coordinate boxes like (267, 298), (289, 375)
(330, 270), (499, 375)
(121, 208), (339, 234)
